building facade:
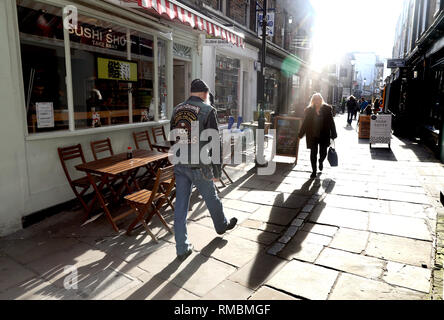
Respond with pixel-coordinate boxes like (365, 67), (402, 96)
(387, 0), (444, 161)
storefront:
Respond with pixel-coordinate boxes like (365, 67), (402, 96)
(202, 41), (258, 125)
(0, 0), (244, 235)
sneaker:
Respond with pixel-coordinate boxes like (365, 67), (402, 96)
(319, 162), (323, 172)
(310, 172), (317, 179)
(217, 218), (238, 235)
(177, 245), (193, 262)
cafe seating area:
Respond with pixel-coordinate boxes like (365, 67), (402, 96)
(57, 125), (174, 237)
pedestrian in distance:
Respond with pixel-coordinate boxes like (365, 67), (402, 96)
(373, 98), (381, 113)
(169, 79), (237, 262)
(346, 95), (358, 125)
(298, 93), (338, 179)
(341, 97), (346, 114)
(360, 97), (369, 113)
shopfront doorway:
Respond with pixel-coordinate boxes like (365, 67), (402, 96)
(173, 59), (191, 107)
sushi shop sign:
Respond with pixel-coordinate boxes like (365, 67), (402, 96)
(68, 23), (127, 52)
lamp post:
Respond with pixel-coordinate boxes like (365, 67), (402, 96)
(256, 0), (268, 167)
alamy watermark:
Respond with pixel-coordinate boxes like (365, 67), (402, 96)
(168, 124), (277, 176)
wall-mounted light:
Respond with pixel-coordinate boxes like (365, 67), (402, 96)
(288, 16), (293, 24)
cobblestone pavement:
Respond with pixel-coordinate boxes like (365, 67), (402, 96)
(1, 113), (443, 300)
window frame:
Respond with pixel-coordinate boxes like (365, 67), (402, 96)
(17, 0), (173, 139)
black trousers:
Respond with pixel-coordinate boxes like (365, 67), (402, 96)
(310, 142), (328, 173)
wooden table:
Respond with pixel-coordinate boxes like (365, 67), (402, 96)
(76, 149), (169, 232)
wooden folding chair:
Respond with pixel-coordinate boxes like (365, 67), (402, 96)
(133, 130), (154, 151)
(125, 165), (175, 240)
(152, 126), (167, 144)
(90, 138), (125, 201)
(90, 138), (114, 160)
(58, 144), (99, 218)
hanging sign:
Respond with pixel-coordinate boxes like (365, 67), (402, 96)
(36, 102), (54, 128)
(97, 57), (138, 82)
(257, 12), (275, 37)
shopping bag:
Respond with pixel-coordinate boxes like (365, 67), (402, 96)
(327, 140), (338, 167)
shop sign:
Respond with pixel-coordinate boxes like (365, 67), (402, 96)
(257, 12), (275, 37)
(36, 102), (54, 128)
(97, 57), (138, 82)
(204, 35), (234, 47)
(387, 58), (405, 68)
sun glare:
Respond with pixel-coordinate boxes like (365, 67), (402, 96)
(309, 0), (405, 70)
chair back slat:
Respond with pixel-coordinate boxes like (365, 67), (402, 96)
(151, 126), (167, 143)
(133, 130), (153, 150)
(91, 138), (114, 160)
(58, 144), (86, 183)
(150, 165), (175, 198)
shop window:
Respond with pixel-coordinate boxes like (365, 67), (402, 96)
(17, 0), (167, 134)
(215, 55), (240, 124)
(264, 68), (280, 113)
(69, 14), (158, 128)
(17, 1), (68, 134)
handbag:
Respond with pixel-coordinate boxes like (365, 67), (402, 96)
(327, 140), (338, 167)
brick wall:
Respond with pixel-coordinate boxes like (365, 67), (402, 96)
(201, 0), (219, 10)
(227, 0), (247, 26)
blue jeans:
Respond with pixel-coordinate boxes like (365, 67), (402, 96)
(173, 165), (228, 256)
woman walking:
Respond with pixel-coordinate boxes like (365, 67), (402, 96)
(298, 93), (338, 179)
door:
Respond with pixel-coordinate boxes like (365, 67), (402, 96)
(173, 59), (191, 107)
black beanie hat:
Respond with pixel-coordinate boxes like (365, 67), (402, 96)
(190, 79), (210, 93)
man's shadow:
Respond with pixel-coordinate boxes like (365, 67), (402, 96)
(244, 175), (335, 290)
(126, 238), (228, 300)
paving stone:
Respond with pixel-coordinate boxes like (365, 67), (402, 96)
(76, 268), (141, 300)
(115, 274), (199, 300)
(383, 261), (432, 293)
(0, 237), (81, 265)
(221, 189), (250, 201)
(368, 213), (432, 241)
(323, 194), (389, 214)
(0, 277), (84, 300)
(378, 191), (430, 205)
(201, 280), (254, 300)
(302, 223), (338, 237)
(278, 235), (292, 244)
(283, 226), (299, 238)
(240, 219), (264, 230)
(291, 218), (304, 227)
(228, 252), (288, 290)
(329, 273), (426, 300)
(209, 234), (264, 268)
(267, 243), (286, 256)
(187, 223), (222, 252)
(241, 190), (286, 206)
(365, 233), (433, 268)
(309, 205), (369, 231)
(249, 205), (299, 226)
(291, 231), (332, 246)
(278, 240), (324, 263)
(316, 248), (385, 279)
(297, 212), (310, 220)
(0, 256), (37, 292)
(266, 260), (338, 300)
(330, 228), (370, 253)
(222, 199), (261, 213)
(230, 227), (279, 245)
(249, 286), (299, 300)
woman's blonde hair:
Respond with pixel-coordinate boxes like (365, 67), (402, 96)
(308, 92), (325, 108)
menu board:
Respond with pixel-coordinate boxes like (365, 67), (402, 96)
(370, 114), (392, 146)
(274, 116), (302, 160)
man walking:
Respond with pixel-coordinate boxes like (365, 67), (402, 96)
(360, 97), (368, 113)
(170, 79), (237, 262)
(346, 95), (358, 125)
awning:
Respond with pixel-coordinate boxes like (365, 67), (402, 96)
(134, 0), (245, 47)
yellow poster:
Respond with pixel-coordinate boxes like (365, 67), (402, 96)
(97, 57), (138, 82)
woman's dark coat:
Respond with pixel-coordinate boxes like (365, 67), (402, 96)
(298, 104), (337, 149)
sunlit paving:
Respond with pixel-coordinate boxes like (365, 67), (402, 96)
(1, 0), (444, 312)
